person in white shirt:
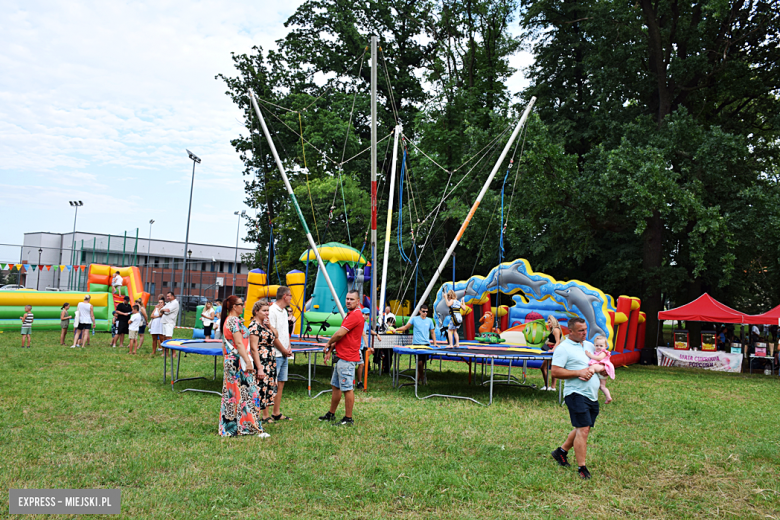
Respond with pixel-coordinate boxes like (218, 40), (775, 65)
(112, 271), (123, 296)
(128, 305), (143, 355)
(74, 295), (95, 348)
(160, 291), (180, 353)
(268, 286), (294, 421)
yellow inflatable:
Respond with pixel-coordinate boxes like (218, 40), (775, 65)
(243, 269), (305, 334)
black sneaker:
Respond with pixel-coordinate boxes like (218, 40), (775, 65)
(551, 448), (570, 467)
(333, 416), (354, 426)
(318, 411), (336, 422)
(578, 466), (591, 479)
(356, 381), (364, 390)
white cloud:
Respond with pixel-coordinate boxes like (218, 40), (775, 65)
(0, 0), (304, 253)
(0, 0), (535, 259)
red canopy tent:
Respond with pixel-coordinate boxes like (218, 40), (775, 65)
(745, 305), (780, 325)
(658, 293), (747, 323)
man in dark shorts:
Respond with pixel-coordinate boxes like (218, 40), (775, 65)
(115, 296), (132, 348)
(550, 317), (605, 479)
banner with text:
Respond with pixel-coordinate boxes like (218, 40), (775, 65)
(657, 347), (742, 373)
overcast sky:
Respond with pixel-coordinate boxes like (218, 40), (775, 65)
(0, 0), (531, 264)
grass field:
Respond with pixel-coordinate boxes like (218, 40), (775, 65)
(2, 330), (779, 519)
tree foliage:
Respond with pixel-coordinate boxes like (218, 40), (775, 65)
(519, 0), (780, 347)
(219, 0), (780, 349)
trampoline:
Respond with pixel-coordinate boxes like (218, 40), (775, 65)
(392, 345), (555, 406)
(161, 338), (329, 397)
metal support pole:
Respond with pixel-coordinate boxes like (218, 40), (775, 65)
(122, 230), (127, 267)
(370, 35), (378, 353)
(180, 151), (199, 326)
(248, 89), (345, 317)
(410, 98), (536, 319)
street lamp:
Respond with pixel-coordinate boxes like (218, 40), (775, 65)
(68, 201), (83, 290)
(145, 219), (155, 292)
(179, 150), (200, 326)
(36, 248), (42, 290)
(233, 210), (246, 294)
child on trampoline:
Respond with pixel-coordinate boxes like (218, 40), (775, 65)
(585, 335), (615, 404)
(445, 289), (463, 348)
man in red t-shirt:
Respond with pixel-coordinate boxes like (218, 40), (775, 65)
(319, 290), (363, 426)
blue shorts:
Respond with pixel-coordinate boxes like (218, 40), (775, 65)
(275, 356), (289, 382)
(330, 358), (357, 391)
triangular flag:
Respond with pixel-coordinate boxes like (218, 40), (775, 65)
(31, 265), (37, 271)
(59, 265), (65, 272)
(46, 265), (52, 271)
(24, 264), (30, 271)
(80, 265), (86, 271)
(0, 264), (6, 270)
(66, 265), (72, 271)
(15, 264), (22, 271)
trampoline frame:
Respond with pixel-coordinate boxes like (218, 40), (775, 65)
(161, 339), (331, 398)
(392, 347), (554, 406)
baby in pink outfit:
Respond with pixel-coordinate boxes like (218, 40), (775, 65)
(585, 335), (615, 403)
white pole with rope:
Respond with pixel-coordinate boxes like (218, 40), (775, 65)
(409, 97), (536, 319)
(379, 125), (401, 327)
(248, 89), (345, 318)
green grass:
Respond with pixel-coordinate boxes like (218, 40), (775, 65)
(1, 330), (779, 519)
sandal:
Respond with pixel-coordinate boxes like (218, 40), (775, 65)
(271, 414), (292, 421)
(261, 417), (274, 424)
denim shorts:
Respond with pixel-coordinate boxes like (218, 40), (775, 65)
(275, 356), (289, 382)
(330, 358), (357, 391)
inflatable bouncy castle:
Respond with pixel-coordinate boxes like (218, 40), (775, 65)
(0, 264), (149, 332)
(432, 258), (645, 366)
(86, 264), (150, 309)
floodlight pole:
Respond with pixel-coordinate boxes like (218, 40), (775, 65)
(409, 97), (537, 319)
(180, 150), (200, 326)
(248, 89), (345, 318)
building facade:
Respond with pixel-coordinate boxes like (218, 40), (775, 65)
(18, 231), (255, 299)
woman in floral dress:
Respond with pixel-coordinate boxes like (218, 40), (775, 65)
(248, 299), (279, 423)
(218, 295), (269, 438)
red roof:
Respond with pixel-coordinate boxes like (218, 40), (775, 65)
(657, 293), (747, 323)
(745, 304), (780, 325)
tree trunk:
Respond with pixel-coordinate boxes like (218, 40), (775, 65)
(643, 210), (664, 358)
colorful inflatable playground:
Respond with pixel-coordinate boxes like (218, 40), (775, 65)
(0, 249), (645, 368)
(237, 243), (645, 367)
(0, 264), (149, 331)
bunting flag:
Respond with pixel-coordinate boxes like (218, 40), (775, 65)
(31, 265), (37, 271)
(80, 265), (86, 271)
(66, 265), (72, 271)
(15, 264), (22, 271)
(0, 264), (7, 270)
(46, 265), (52, 271)
(23, 265), (30, 271)
(59, 265), (65, 272)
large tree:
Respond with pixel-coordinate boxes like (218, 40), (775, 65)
(220, 0), (530, 306)
(520, 0), (780, 349)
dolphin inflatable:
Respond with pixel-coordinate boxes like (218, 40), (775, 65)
(486, 265), (546, 298)
(554, 286), (606, 340)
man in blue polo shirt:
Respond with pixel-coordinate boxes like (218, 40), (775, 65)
(395, 304), (436, 384)
(550, 317), (605, 479)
